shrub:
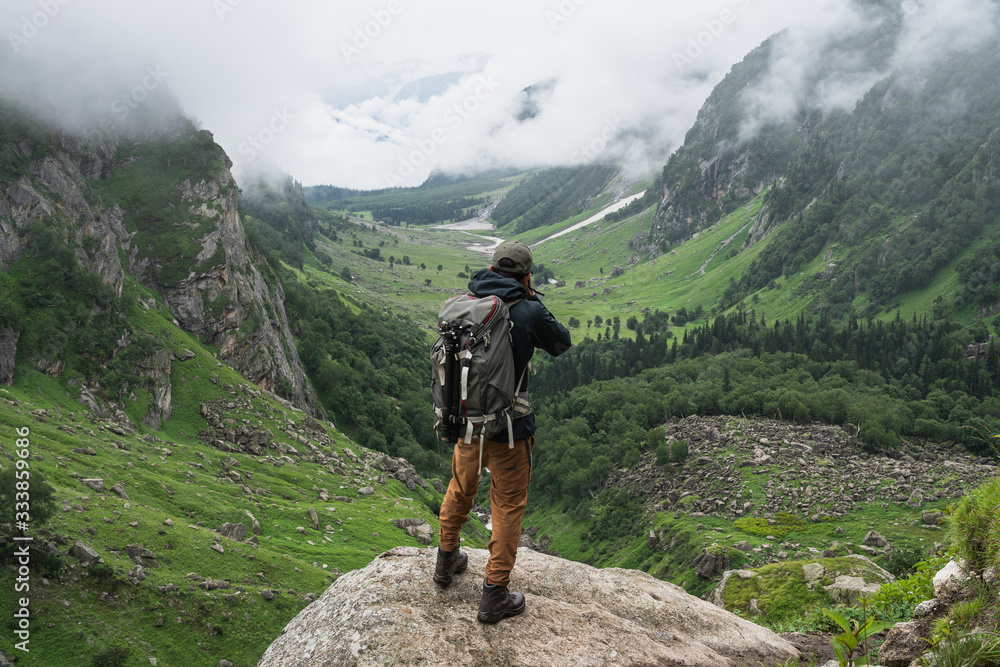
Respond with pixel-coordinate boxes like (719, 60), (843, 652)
(656, 442), (671, 466)
(670, 438), (689, 463)
(864, 554), (949, 622)
(882, 546), (926, 578)
(921, 630), (1000, 667)
(0, 465), (57, 536)
(951, 475), (1000, 573)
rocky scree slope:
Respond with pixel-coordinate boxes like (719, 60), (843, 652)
(603, 416), (995, 572)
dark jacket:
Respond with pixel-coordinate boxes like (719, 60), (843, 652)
(468, 268), (572, 439)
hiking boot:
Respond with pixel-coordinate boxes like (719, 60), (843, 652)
(433, 546), (467, 588)
(477, 581), (525, 624)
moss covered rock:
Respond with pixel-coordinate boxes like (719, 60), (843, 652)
(710, 555), (895, 623)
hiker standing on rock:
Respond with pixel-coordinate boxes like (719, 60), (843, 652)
(432, 240), (572, 623)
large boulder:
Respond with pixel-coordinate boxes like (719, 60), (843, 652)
(258, 546), (801, 667)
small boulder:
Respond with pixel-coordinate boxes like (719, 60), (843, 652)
(932, 560), (967, 603)
(694, 550), (728, 579)
(69, 541), (103, 566)
(407, 523), (434, 546)
(111, 482), (129, 500)
(358, 487), (375, 496)
(802, 563), (825, 585)
(245, 510), (261, 535)
(922, 511), (944, 526)
(878, 620), (929, 667)
(824, 575), (881, 605)
(80, 478), (104, 492)
(125, 545), (159, 568)
(863, 530), (889, 549)
(913, 599), (939, 618)
(200, 579), (231, 591)
(217, 523), (247, 542)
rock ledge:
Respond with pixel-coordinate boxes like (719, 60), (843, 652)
(258, 546), (799, 667)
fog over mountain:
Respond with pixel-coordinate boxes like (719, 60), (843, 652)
(1, 0), (996, 188)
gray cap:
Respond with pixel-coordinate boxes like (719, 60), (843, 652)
(491, 240), (532, 275)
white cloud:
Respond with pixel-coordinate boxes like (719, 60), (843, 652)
(2, 0), (993, 188)
(737, 0), (999, 142)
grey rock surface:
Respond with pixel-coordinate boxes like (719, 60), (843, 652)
(258, 546), (800, 667)
(217, 523), (247, 542)
(878, 620), (931, 667)
(69, 540), (103, 566)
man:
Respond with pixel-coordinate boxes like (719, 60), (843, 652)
(434, 240), (572, 623)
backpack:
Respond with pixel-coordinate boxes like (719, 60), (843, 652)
(431, 294), (529, 453)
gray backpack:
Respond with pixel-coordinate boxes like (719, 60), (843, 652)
(431, 294), (529, 452)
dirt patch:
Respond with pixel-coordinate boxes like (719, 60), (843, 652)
(780, 632), (839, 664)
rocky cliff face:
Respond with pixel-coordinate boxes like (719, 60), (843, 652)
(258, 546), (801, 667)
(0, 112), (320, 417)
(648, 40), (804, 251)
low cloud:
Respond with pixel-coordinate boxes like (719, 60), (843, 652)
(6, 0), (985, 189)
(738, 0), (999, 143)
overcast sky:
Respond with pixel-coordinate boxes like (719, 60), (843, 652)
(1, 0), (997, 189)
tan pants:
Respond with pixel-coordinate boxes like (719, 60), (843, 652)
(438, 436), (534, 587)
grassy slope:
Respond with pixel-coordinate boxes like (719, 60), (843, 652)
(295, 172), (996, 353)
(532, 192), (996, 347)
(0, 278), (487, 667)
